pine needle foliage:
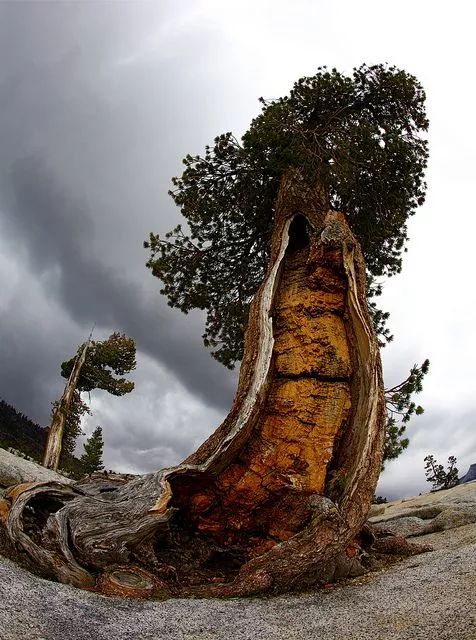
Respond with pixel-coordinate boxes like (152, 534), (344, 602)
(383, 359), (430, 463)
(61, 332), (136, 396)
(424, 454), (459, 491)
(146, 64), (429, 369)
(80, 426), (104, 474)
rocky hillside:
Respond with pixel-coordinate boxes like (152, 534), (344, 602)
(0, 399), (86, 477)
(369, 479), (476, 539)
(0, 447), (73, 492)
(0, 399), (48, 462)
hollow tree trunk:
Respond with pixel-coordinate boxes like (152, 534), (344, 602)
(4, 176), (385, 598)
(43, 339), (90, 471)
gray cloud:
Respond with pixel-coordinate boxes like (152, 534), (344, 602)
(0, 1), (245, 424)
(0, 2), (239, 471)
(1, 155), (236, 420)
(78, 354), (224, 473)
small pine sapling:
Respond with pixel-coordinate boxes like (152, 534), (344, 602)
(80, 426), (105, 475)
(424, 454), (459, 491)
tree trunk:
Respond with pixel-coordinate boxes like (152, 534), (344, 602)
(4, 176), (386, 597)
(43, 339), (90, 471)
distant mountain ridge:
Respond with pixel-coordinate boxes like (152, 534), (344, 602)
(460, 463), (476, 484)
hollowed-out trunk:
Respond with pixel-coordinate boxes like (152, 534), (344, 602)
(2, 177), (385, 598)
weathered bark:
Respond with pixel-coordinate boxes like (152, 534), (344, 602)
(43, 339), (90, 471)
(4, 176), (386, 597)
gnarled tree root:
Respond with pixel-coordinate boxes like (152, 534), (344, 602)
(1, 481), (431, 598)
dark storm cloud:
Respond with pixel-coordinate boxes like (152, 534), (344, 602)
(0, 2), (241, 435)
(0, 296), (67, 422)
(0, 156), (235, 421)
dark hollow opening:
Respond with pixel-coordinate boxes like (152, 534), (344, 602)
(287, 214), (310, 252)
(23, 495), (67, 545)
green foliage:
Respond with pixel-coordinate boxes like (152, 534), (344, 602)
(58, 455), (89, 480)
(383, 359), (429, 463)
(424, 454), (459, 491)
(146, 63), (428, 368)
(61, 332), (136, 396)
(80, 426), (104, 474)
(367, 275), (393, 348)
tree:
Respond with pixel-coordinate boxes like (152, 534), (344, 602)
(424, 455), (459, 491)
(80, 427), (105, 474)
(6, 65), (429, 598)
(146, 64), (428, 368)
(44, 332), (136, 471)
(43, 338), (91, 471)
(146, 64), (429, 462)
(60, 331), (136, 397)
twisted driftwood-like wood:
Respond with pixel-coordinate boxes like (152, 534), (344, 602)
(3, 177), (385, 598)
(43, 338), (90, 471)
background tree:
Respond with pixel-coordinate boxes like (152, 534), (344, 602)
(146, 63), (429, 459)
(424, 454), (459, 491)
(44, 332), (136, 471)
(80, 426), (105, 474)
(60, 331), (136, 397)
(44, 338), (91, 470)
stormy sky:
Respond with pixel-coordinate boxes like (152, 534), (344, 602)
(0, 1), (474, 499)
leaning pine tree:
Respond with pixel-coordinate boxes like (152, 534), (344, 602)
(4, 65), (429, 598)
(44, 331), (136, 471)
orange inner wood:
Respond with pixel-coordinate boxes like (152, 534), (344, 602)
(177, 221), (352, 547)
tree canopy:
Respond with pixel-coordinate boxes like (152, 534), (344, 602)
(146, 63), (428, 369)
(61, 332), (136, 396)
(424, 454), (459, 491)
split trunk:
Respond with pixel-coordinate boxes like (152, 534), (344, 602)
(4, 178), (385, 597)
(43, 340), (90, 471)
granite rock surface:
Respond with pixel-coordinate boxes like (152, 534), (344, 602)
(0, 481), (475, 639)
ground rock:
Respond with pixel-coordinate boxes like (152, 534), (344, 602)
(0, 538), (475, 639)
(0, 447), (73, 487)
(368, 503), (386, 517)
(430, 505), (476, 531)
(1, 481), (476, 639)
(372, 516), (431, 538)
(369, 481), (476, 539)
